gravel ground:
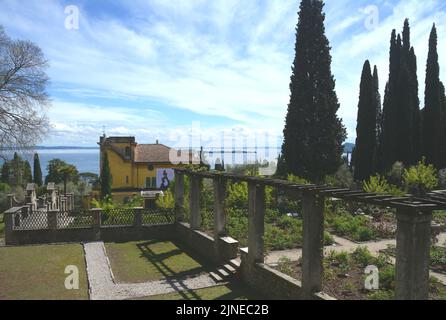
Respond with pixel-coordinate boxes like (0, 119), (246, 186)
(83, 242), (217, 300)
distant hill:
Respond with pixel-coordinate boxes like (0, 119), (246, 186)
(34, 146), (98, 150)
(343, 143), (355, 153)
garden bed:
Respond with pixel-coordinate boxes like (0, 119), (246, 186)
(273, 247), (446, 300)
(381, 245), (446, 275)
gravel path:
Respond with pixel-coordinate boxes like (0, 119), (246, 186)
(83, 242), (217, 300)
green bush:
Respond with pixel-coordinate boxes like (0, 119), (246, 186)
(363, 175), (405, 196)
(156, 190), (174, 209)
(379, 266), (395, 291)
(324, 232), (335, 246)
(403, 158), (438, 196)
(331, 214), (376, 242)
(351, 247), (374, 267)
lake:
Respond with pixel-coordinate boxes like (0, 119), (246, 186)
(1, 149), (100, 176)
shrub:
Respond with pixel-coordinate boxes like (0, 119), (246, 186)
(156, 190), (174, 209)
(331, 214), (376, 242)
(324, 231), (335, 246)
(287, 174), (310, 185)
(363, 175), (405, 196)
(379, 266), (395, 291)
(367, 290), (394, 300)
(403, 158), (438, 196)
(438, 169), (446, 189)
(325, 164), (354, 189)
(351, 247), (374, 267)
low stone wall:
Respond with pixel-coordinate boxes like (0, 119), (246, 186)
(239, 249), (334, 300)
(175, 222), (239, 264)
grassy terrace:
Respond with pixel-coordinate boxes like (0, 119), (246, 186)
(0, 244), (89, 300)
(105, 240), (211, 283)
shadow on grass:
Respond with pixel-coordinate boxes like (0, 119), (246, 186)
(134, 239), (218, 300)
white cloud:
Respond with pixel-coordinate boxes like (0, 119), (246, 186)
(0, 0), (445, 146)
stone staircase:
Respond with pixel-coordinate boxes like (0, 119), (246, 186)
(209, 259), (241, 283)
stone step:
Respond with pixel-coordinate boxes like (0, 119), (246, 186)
(216, 268), (230, 278)
(228, 259), (241, 269)
(209, 271), (224, 283)
(222, 263), (236, 274)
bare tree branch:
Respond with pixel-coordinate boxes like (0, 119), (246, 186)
(0, 25), (50, 159)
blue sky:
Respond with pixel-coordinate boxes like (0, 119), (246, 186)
(0, 0), (445, 148)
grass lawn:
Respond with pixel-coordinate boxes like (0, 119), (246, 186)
(0, 244), (89, 300)
(105, 240), (210, 283)
(134, 283), (263, 300)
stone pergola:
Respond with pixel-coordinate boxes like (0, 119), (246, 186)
(174, 168), (446, 300)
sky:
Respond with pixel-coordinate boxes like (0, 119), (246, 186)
(0, 0), (445, 149)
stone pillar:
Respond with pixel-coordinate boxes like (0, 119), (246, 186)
(189, 175), (201, 230)
(395, 208), (432, 300)
(213, 177), (227, 237)
(247, 182), (265, 264)
(47, 210), (58, 230)
(91, 208), (102, 241)
(302, 191), (325, 298)
(4, 208), (16, 245)
(174, 172), (185, 222)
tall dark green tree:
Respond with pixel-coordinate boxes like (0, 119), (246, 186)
(381, 20), (421, 169)
(281, 0), (346, 182)
(353, 61), (378, 181)
(439, 81), (446, 168)
(23, 160), (32, 185)
(373, 66), (383, 173)
(382, 30), (401, 170)
(100, 152), (112, 199)
(33, 153), (43, 186)
(422, 24), (442, 168)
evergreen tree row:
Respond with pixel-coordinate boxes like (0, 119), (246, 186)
(353, 20), (446, 181)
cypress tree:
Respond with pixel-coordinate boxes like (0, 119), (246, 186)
(382, 30), (401, 170)
(423, 24), (442, 168)
(100, 152), (112, 199)
(353, 61), (377, 181)
(33, 153), (43, 186)
(23, 160), (32, 185)
(281, 0), (346, 182)
(373, 66), (383, 173)
(439, 82), (446, 168)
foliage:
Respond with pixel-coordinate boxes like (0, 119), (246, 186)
(1, 153), (33, 187)
(100, 152), (112, 199)
(330, 213), (376, 242)
(325, 164), (354, 189)
(91, 195), (116, 210)
(363, 174), (405, 196)
(156, 190), (174, 209)
(353, 60), (379, 181)
(287, 174), (310, 185)
(33, 153), (43, 186)
(382, 21), (421, 170)
(423, 24), (443, 168)
(276, 256), (293, 277)
(281, 0), (346, 182)
(58, 164), (78, 195)
(45, 159), (79, 185)
(402, 158), (438, 196)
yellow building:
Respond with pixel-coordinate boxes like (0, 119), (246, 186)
(98, 136), (191, 206)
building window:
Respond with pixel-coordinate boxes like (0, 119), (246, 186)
(125, 147), (131, 158)
(145, 177), (157, 188)
(126, 176), (129, 184)
(148, 164), (154, 171)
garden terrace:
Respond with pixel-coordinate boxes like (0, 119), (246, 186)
(174, 168), (446, 300)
